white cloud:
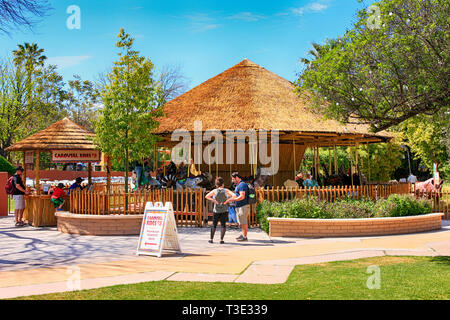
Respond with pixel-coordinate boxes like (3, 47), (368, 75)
(191, 23), (221, 33)
(46, 55), (92, 70)
(292, 2), (329, 16)
(184, 13), (221, 33)
(226, 12), (266, 22)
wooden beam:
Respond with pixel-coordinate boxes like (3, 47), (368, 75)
(22, 152), (26, 188)
(35, 150), (40, 195)
(88, 162), (92, 185)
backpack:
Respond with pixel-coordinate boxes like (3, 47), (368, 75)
(5, 176), (16, 195)
(214, 188), (228, 213)
(246, 183), (257, 204)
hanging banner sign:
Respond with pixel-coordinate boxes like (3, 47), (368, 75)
(51, 150), (100, 163)
(136, 202), (181, 258)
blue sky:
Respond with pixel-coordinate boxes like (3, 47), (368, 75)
(1, 0), (372, 90)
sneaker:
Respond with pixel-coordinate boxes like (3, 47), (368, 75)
(236, 235), (248, 241)
(220, 240), (225, 244)
(208, 240), (213, 244)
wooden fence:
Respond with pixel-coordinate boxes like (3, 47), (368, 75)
(70, 188), (205, 227)
(69, 183), (449, 227)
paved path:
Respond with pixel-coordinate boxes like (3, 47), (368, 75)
(0, 215), (449, 299)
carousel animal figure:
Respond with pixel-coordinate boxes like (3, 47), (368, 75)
(415, 178), (444, 194)
(160, 173), (178, 188)
(195, 172), (214, 190)
(254, 174), (271, 189)
(283, 179), (299, 188)
(321, 163), (344, 186)
(295, 172), (304, 187)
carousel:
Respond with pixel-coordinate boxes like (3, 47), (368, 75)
(151, 59), (392, 191)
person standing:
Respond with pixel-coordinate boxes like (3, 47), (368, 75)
(50, 183), (66, 211)
(205, 177), (235, 244)
(12, 166), (30, 227)
(68, 177), (84, 194)
(230, 172), (249, 241)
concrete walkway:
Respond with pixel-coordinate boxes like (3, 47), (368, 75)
(0, 215), (449, 299)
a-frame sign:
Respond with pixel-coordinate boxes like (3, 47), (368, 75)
(136, 202), (182, 258)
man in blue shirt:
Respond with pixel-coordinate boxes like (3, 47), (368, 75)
(68, 177), (84, 194)
(228, 172), (249, 241)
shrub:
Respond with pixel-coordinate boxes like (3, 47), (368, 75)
(0, 156), (16, 175)
(257, 195), (432, 233)
(373, 194), (432, 217)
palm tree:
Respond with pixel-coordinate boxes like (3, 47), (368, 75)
(300, 39), (341, 67)
(12, 43), (47, 104)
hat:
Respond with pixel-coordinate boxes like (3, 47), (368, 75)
(57, 183), (65, 188)
(16, 166), (24, 172)
(75, 177), (84, 183)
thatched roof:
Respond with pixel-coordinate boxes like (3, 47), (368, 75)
(156, 59), (391, 146)
(5, 118), (97, 152)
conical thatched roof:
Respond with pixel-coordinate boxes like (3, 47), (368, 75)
(5, 118), (97, 152)
(156, 59), (391, 146)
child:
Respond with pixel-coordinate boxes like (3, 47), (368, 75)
(50, 183), (66, 211)
(205, 177), (235, 244)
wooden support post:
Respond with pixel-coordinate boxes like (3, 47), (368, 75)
(22, 152), (26, 188)
(328, 147), (332, 176)
(106, 155), (111, 194)
(88, 162), (92, 185)
(35, 150), (40, 195)
(334, 145), (338, 174)
(293, 140), (296, 177)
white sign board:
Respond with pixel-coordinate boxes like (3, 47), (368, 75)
(136, 202), (181, 258)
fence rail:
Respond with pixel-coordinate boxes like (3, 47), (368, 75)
(69, 183), (449, 226)
(70, 188), (205, 227)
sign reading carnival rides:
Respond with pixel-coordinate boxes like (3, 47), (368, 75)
(51, 150), (100, 163)
(136, 202), (181, 258)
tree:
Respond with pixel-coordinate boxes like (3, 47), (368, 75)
(159, 64), (189, 102)
(296, 0), (449, 132)
(0, 0), (51, 35)
(12, 43), (47, 117)
(400, 111), (450, 179)
(66, 75), (100, 131)
(0, 59), (68, 159)
(94, 29), (165, 193)
(357, 138), (404, 182)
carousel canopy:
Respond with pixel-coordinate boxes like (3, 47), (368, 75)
(5, 117), (97, 152)
(156, 59), (391, 147)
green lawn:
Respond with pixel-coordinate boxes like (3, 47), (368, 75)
(12, 256), (450, 300)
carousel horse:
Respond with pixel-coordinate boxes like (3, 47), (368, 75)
(254, 174), (271, 189)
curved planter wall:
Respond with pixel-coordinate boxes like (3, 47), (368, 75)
(268, 213), (444, 238)
(56, 212), (143, 236)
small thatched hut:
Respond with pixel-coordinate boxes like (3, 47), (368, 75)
(5, 118), (99, 193)
(155, 59), (391, 186)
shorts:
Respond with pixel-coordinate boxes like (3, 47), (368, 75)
(51, 197), (64, 208)
(13, 195), (25, 210)
(236, 205), (250, 225)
